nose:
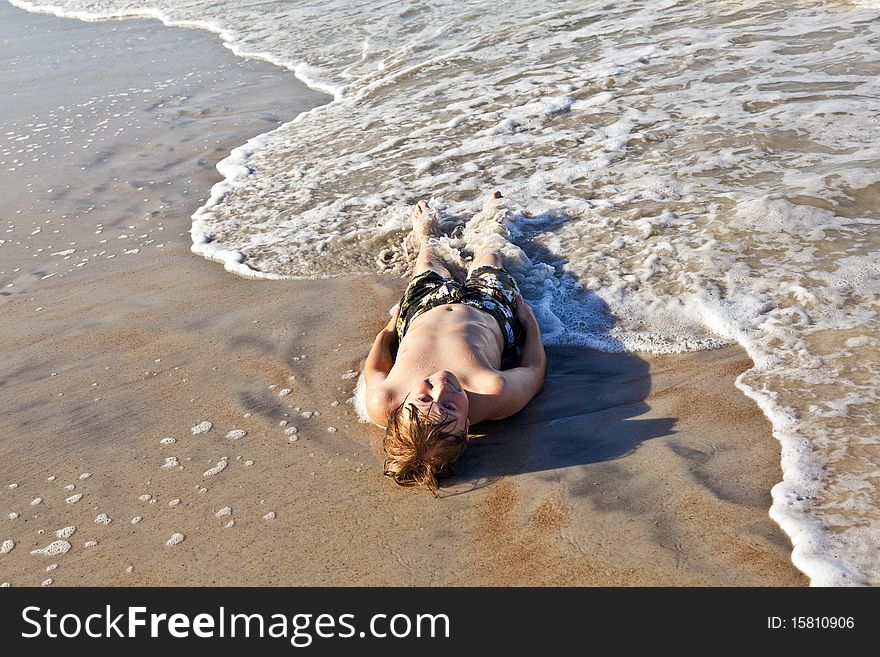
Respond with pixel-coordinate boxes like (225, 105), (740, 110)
(421, 378), (451, 400)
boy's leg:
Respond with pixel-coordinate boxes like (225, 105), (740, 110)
(411, 200), (452, 277)
(468, 248), (504, 272)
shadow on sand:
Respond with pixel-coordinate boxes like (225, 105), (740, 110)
(461, 345), (676, 482)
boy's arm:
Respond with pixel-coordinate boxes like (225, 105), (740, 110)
(490, 296), (546, 420)
(363, 304), (400, 423)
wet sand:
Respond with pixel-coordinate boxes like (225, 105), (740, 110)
(0, 3), (807, 586)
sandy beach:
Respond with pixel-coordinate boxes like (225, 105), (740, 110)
(0, 3), (808, 586)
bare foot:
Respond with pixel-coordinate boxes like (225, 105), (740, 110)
(411, 199), (435, 243)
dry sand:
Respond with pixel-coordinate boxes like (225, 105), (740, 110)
(0, 4), (807, 586)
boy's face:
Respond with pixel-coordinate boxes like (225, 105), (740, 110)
(405, 370), (470, 436)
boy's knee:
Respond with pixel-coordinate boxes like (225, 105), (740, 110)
(471, 250), (503, 268)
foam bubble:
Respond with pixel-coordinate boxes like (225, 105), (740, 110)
(160, 437), (176, 445)
(215, 507), (231, 517)
(1, 540), (14, 554)
(84, 540), (98, 548)
(190, 421), (213, 435)
(42, 579), (53, 587)
(65, 494), (82, 504)
(30, 498), (43, 506)
(8, 512), (19, 520)
(161, 457), (180, 469)
(54, 526), (75, 539)
(168, 499), (181, 507)
(166, 532), (185, 546)
(203, 459), (228, 477)
(94, 514), (111, 526)
(225, 429), (246, 440)
(263, 511), (276, 520)
(131, 516), (142, 525)
(30, 540), (71, 556)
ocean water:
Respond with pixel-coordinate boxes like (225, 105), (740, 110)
(10, 0), (879, 585)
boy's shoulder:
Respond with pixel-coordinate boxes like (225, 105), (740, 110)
(365, 384), (394, 426)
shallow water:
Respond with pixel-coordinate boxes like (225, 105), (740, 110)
(10, 0), (880, 585)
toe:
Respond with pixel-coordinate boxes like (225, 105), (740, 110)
(492, 191), (503, 199)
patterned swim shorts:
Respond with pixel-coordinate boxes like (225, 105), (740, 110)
(396, 265), (524, 367)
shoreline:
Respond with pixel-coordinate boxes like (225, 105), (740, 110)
(0, 3), (808, 586)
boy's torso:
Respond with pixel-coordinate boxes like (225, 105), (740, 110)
(382, 303), (507, 423)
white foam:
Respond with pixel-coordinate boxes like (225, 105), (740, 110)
(215, 506), (231, 517)
(161, 457), (180, 469)
(225, 429), (246, 440)
(166, 532), (185, 546)
(203, 459), (228, 477)
(94, 514), (111, 525)
(30, 540), (71, 556)
(191, 420), (213, 435)
(160, 437), (176, 445)
(65, 493), (82, 504)
(8, 512), (19, 520)
(54, 526), (75, 539)
(1, 539), (14, 554)
(353, 372), (371, 424)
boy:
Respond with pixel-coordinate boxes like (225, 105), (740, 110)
(364, 193), (546, 492)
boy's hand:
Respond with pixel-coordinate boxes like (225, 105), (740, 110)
(385, 303), (401, 333)
(515, 294), (538, 328)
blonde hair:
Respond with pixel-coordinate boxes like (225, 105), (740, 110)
(383, 400), (468, 494)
